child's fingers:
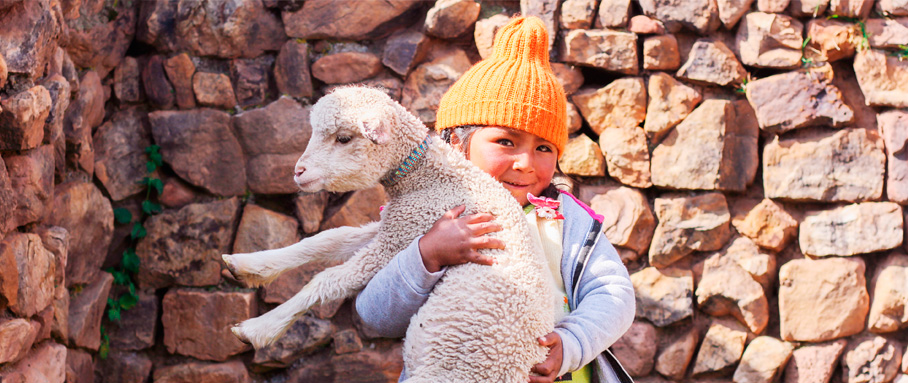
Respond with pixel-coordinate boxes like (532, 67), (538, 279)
(470, 236), (505, 250)
(467, 251), (496, 266)
(444, 205), (467, 219)
(468, 221), (502, 236)
(537, 334), (557, 347)
(464, 212), (495, 223)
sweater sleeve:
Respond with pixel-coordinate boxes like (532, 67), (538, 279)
(354, 236), (446, 338)
(554, 239), (636, 377)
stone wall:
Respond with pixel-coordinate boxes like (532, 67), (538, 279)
(0, 0), (906, 382)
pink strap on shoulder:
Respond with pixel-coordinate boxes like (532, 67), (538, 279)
(559, 191), (604, 224)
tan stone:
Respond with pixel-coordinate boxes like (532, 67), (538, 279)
(38, 74), (69, 181)
(520, 0), (559, 52)
(589, 186), (655, 254)
(0, 318), (35, 364)
(638, 0), (721, 34)
(789, 0), (830, 17)
(2, 233), (54, 318)
(758, 0), (790, 12)
(598, 127), (652, 188)
(718, 0), (755, 28)
(806, 19), (859, 62)
(700, 236), (778, 291)
(676, 39), (747, 87)
(692, 319), (748, 376)
(746, 67), (853, 134)
(733, 336), (795, 383)
(763, 128), (886, 202)
(611, 321), (657, 376)
(653, 99), (758, 192)
(572, 77), (646, 135)
(800, 202), (904, 257)
(68, 271), (113, 351)
(274, 40), (313, 99)
(560, 0), (598, 29)
(649, 192), (732, 268)
(734, 199), (798, 252)
(234, 204), (300, 255)
(736, 12), (804, 68)
(2, 342), (66, 383)
(829, 0), (874, 18)
(474, 14), (511, 59)
(630, 267), (694, 327)
(163, 53), (197, 109)
(0, 85), (51, 151)
(193, 72), (237, 109)
(655, 326), (699, 380)
(868, 252), (908, 333)
(854, 49), (908, 108)
(47, 181), (113, 287)
(425, 0), (480, 39)
(162, 289), (255, 361)
(552, 63), (585, 95)
(5, 145), (54, 227)
(697, 261), (769, 334)
(400, 48), (472, 127)
(842, 335), (903, 383)
(153, 360), (250, 383)
(644, 72), (701, 140)
(879, 109), (908, 205)
(566, 102), (582, 134)
(137, 198), (241, 289)
(596, 0), (632, 28)
(784, 340), (848, 383)
(779, 257), (869, 342)
(558, 134), (606, 177)
(628, 15), (666, 35)
(643, 35), (681, 71)
(559, 29), (639, 75)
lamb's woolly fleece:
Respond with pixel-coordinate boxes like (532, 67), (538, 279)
(227, 86), (557, 382)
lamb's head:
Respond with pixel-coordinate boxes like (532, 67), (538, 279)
(294, 86), (427, 193)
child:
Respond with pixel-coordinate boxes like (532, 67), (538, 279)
(355, 16), (635, 383)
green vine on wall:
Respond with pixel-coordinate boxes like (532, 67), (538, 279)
(99, 145), (164, 359)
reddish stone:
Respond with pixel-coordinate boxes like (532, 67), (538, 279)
(425, 0), (481, 39)
(97, 351), (152, 383)
(611, 321), (658, 376)
(149, 109), (247, 196)
(63, 70), (106, 175)
(283, 0), (422, 40)
(93, 108), (154, 201)
(252, 316), (333, 369)
(114, 57), (142, 103)
(784, 340), (848, 383)
(65, 348), (93, 383)
(559, 29), (639, 75)
(0, 156), (15, 236)
(0, 318), (36, 364)
(2, 341), (67, 383)
(162, 289), (256, 361)
(643, 35), (681, 71)
(383, 29), (432, 77)
(333, 329), (364, 354)
(648, 192), (732, 268)
(746, 67), (853, 134)
(163, 53), (197, 109)
(68, 271), (113, 350)
(631, 267), (694, 327)
(400, 48), (472, 127)
(136, 198), (240, 289)
(628, 15), (666, 34)
(159, 177), (199, 209)
(638, 0), (720, 34)
(2, 233), (54, 318)
(0, 85), (51, 151)
(5, 145), (54, 227)
(879, 110), (908, 205)
(38, 74), (69, 179)
(330, 344), (404, 382)
(230, 57), (270, 108)
(274, 40), (313, 99)
(193, 72), (237, 109)
(47, 181), (114, 287)
(551, 63), (584, 95)
(676, 39), (746, 87)
(320, 186), (386, 230)
(106, 292), (157, 350)
(0, 0), (58, 80)
(233, 97), (311, 156)
(61, 0), (137, 79)
(142, 55), (175, 109)
(233, 204), (300, 255)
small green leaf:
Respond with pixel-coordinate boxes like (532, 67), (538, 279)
(119, 294), (138, 310)
(99, 336), (110, 359)
(130, 223), (147, 240)
(142, 200), (162, 215)
(150, 152), (163, 166)
(150, 178), (164, 195)
(108, 306), (121, 321)
(112, 270), (130, 285)
(123, 249), (140, 274)
(145, 145), (160, 154)
(113, 208), (132, 224)
(146, 161), (157, 173)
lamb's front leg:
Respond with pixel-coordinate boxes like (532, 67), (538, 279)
(231, 241), (394, 349)
(222, 222), (380, 287)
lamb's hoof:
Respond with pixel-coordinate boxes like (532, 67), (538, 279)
(231, 325), (251, 345)
(222, 254), (248, 285)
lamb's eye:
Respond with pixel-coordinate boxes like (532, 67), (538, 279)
(336, 135), (352, 144)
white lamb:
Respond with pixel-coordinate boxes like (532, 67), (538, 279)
(222, 86), (557, 382)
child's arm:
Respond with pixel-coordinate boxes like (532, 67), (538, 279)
(355, 205), (502, 337)
(554, 240), (636, 377)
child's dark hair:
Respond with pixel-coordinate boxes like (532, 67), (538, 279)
(440, 125), (570, 200)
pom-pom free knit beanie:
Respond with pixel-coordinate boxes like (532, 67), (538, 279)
(435, 16), (568, 156)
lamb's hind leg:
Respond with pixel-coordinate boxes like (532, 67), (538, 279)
(231, 244), (390, 349)
(223, 222), (380, 287)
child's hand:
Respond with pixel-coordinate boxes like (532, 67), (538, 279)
(529, 332), (563, 383)
(418, 205), (504, 273)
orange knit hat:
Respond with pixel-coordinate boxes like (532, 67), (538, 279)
(435, 16), (568, 157)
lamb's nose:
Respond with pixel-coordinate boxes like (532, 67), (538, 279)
(294, 166), (305, 178)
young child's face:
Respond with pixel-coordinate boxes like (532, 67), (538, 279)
(461, 127), (558, 206)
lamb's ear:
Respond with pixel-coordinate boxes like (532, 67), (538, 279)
(359, 117), (390, 145)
